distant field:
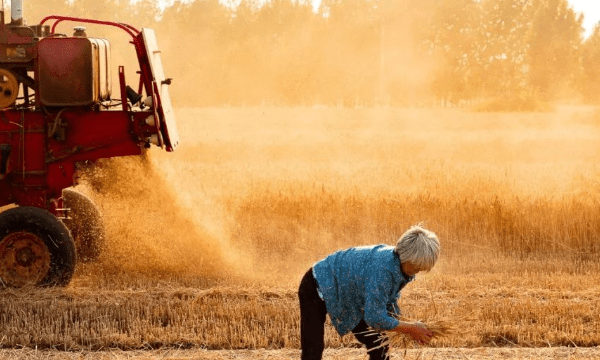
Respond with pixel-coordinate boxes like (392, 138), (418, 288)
(1, 107), (600, 357)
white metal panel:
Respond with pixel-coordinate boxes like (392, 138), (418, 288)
(141, 28), (179, 151)
(97, 38), (111, 100)
(90, 38), (111, 101)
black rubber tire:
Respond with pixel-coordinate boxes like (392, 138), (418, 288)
(0, 206), (77, 287)
(62, 188), (105, 262)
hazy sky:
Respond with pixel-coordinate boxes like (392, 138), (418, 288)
(568, 0), (600, 38)
(151, 0), (598, 37)
(154, 0), (320, 11)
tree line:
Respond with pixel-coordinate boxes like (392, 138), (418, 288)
(21, 0), (600, 107)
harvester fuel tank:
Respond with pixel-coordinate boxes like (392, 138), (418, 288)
(37, 36), (111, 106)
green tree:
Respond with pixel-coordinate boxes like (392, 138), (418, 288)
(525, 0), (583, 100)
(160, 0), (234, 106)
(378, 0), (437, 106)
(22, 0), (70, 24)
(477, 0), (534, 97)
(426, 0), (483, 105)
(321, 0), (381, 106)
(578, 24), (600, 103)
(254, 0), (324, 105)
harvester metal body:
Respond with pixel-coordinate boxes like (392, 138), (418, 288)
(0, 0), (179, 287)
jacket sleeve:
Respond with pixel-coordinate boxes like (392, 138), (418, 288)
(363, 268), (400, 331)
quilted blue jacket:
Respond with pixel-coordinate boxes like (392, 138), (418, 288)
(312, 244), (414, 335)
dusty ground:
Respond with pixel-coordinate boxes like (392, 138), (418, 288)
(2, 347), (600, 359)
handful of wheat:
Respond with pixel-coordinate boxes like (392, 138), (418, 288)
(365, 318), (455, 353)
(421, 319), (455, 337)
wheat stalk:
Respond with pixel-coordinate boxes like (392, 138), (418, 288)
(423, 319), (455, 337)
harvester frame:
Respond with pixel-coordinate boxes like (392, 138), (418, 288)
(0, 0), (179, 287)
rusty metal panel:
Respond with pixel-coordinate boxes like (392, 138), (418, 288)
(37, 37), (101, 106)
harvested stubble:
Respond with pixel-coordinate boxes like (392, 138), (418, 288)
(1, 265), (600, 350)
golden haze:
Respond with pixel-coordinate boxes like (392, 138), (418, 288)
(0, 0), (599, 357)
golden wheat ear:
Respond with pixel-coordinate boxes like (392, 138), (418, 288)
(425, 319), (456, 337)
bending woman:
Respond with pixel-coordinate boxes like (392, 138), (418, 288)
(298, 225), (441, 360)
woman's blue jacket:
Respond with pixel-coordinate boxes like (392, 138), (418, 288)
(312, 244), (414, 335)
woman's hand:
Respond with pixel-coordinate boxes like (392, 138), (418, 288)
(392, 321), (434, 345)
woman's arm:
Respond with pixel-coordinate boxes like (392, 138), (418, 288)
(390, 321), (433, 345)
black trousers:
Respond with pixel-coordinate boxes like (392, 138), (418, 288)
(298, 268), (389, 360)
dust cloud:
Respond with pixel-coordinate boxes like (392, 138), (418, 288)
(75, 154), (252, 284)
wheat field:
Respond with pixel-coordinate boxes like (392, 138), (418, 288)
(1, 106), (600, 359)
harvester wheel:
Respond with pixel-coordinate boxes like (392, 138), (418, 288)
(62, 188), (105, 262)
(0, 207), (76, 287)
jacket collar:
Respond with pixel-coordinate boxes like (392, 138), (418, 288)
(393, 248), (416, 282)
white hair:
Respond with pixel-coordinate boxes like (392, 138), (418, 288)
(395, 225), (440, 272)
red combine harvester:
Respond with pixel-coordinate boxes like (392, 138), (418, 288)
(0, 0), (179, 287)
